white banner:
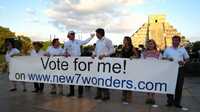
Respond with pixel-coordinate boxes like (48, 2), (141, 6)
(9, 56), (179, 94)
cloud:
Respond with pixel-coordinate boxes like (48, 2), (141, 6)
(25, 8), (39, 23)
(118, 0), (144, 5)
(26, 8), (36, 15)
(25, 17), (39, 23)
(46, 0), (147, 33)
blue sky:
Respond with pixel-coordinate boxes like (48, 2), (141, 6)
(0, 0), (199, 45)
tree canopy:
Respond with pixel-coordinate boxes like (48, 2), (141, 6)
(0, 26), (32, 54)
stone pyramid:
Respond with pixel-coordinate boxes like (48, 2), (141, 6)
(131, 15), (182, 50)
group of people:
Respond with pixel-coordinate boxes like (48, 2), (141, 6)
(5, 28), (189, 109)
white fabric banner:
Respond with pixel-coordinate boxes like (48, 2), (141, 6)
(9, 56), (179, 94)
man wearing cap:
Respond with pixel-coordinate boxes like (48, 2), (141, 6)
(64, 31), (94, 98)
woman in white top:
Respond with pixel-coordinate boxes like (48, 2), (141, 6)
(45, 38), (65, 95)
(30, 42), (45, 93)
(5, 38), (26, 92)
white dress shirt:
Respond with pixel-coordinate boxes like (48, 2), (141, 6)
(64, 37), (93, 56)
(94, 37), (115, 57)
(163, 47), (189, 62)
(30, 49), (45, 56)
(5, 48), (20, 62)
(47, 46), (65, 56)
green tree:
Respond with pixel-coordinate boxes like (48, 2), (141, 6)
(17, 35), (32, 55)
(0, 26), (32, 55)
(181, 36), (190, 47)
(42, 41), (51, 51)
(188, 41), (200, 59)
(0, 26), (16, 53)
(192, 41), (200, 52)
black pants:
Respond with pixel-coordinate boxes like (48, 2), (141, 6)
(69, 85), (83, 96)
(167, 67), (184, 106)
(96, 88), (110, 98)
(34, 83), (44, 91)
(122, 90), (132, 101)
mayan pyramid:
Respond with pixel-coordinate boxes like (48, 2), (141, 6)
(131, 15), (183, 50)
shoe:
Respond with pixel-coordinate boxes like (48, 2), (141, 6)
(39, 90), (43, 93)
(32, 90), (39, 93)
(94, 96), (101, 100)
(122, 101), (129, 105)
(9, 88), (17, 92)
(67, 93), (74, 97)
(152, 104), (159, 108)
(23, 89), (27, 92)
(166, 103), (173, 107)
(96, 99), (102, 103)
(175, 105), (182, 108)
(181, 107), (189, 111)
(78, 94), (83, 98)
(122, 98), (129, 104)
(102, 97), (110, 101)
(50, 91), (56, 95)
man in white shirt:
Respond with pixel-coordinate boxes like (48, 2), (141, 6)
(46, 38), (65, 95)
(31, 42), (45, 93)
(93, 28), (115, 101)
(64, 31), (94, 97)
(163, 35), (189, 109)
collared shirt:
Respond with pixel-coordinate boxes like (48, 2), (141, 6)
(30, 49), (45, 56)
(64, 37), (93, 56)
(47, 46), (65, 56)
(5, 48), (20, 62)
(95, 37), (115, 57)
(163, 47), (189, 62)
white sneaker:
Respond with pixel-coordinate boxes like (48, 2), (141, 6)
(181, 107), (189, 111)
(152, 104), (159, 108)
(96, 99), (102, 103)
(122, 101), (129, 105)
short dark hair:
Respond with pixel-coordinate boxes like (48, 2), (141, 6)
(172, 35), (181, 41)
(52, 38), (59, 46)
(33, 41), (43, 48)
(96, 28), (105, 37)
(5, 38), (16, 48)
(68, 31), (75, 35)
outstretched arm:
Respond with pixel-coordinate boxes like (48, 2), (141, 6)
(80, 34), (95, 45)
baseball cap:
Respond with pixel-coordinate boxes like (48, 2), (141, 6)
(68, 31), (75, 35)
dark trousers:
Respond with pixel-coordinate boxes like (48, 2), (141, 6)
(69, 85), (83, 96)
(34, 83), (44, 91)
(122, 90), (132, 101)
(167, 67), (184, 106)
(96, 87), (110, 98)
